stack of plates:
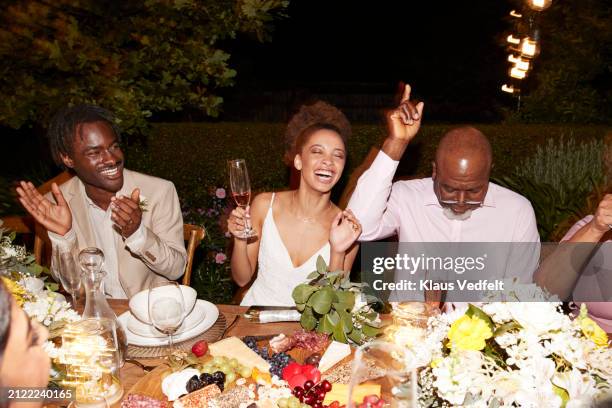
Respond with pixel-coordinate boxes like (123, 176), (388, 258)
(118, 300), (219, 347)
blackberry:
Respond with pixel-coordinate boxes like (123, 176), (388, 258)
(212, 371), (226, 383)
(186, 375), (203, 393)
(200, 373), (213, 385)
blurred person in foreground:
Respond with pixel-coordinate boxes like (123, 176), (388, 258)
(0, 279), (50, 408)
(16, 105), (186, 298)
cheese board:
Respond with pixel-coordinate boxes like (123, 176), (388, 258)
(123, 332), (392, 408)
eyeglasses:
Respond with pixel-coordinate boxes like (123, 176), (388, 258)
(435, 182), (485, 207)
(438, 198), (483, 207)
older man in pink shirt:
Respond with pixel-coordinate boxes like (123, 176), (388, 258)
(348, 85), (540, 288)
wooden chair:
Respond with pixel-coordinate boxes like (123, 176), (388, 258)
(181, 224), (206, 286)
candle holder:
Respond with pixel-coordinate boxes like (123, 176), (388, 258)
(59, 318), (123, 407)
(385, 302), (440, 347)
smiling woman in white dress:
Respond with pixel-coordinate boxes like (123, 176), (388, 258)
(228, 102), (362, 306)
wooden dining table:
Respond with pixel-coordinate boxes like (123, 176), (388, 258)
(108, 300), (302, 406)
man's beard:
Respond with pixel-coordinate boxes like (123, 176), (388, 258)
(443, 207), (473, 221)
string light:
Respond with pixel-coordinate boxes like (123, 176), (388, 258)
(507, 35), (521, 45)
(501, 84), (516, 94)
(509, 10), (523, 18)
(521, 38), (538, 58)
(510, 67), (527, 79)
(508, 55), (530, 71)
(526, 0), (553, 11)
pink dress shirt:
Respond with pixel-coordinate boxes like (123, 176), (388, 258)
(347, 151), (540, 283)
(348, 151), (540, 243)
(560, 215), (612, 332)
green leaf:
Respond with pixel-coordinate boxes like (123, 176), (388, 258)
(292, 284), (318, 304)
(466, 304), (495, 332)
(347, 328), (362, 344)
(306, 271), (320, 280)
(300, 306), (317, 331)
(317, 314), (335, 334)
(333, 291), (355, 311)
(327, 310), (340, 326)
(316, 256), (328, 274)
(362, 324), (381, 338)
(296, 303), (305, 312)
(309, 287), (334, 315)
(493, 321), (521, 337)
(338, 309), (353, 333)
(332, 321), (348, 343)
(552, 384), (569, 408)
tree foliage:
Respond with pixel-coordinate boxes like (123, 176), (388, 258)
(0, 0), (288, 133)
(510, 0), (611, 123)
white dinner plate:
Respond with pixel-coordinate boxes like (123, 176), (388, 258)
(118, 300), (219, 347)
(127, 299), (206, 338)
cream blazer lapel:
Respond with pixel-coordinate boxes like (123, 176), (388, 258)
(65, 178), (96, 249)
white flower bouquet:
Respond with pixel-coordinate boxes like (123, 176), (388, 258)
(408, 301), (612, 407)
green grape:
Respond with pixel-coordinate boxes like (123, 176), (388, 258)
(239, 366), (252, 378)
(225, 372), (237, 383)
(287, 398), (299, 408)
(277, 398), (289, 408)
(229, 358), (239, 368)
(202, 363), (214, 373)
(219, 363), (231, 373)
(212, 356), (224, 366)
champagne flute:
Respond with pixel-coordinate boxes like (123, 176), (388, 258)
(228, 158), (255, 238)
(55, 251), (81, 308)
(148, 281), (186, 353)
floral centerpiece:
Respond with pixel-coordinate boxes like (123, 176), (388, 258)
(292, 256), (382, 345)
(0, 222), (80, 374)
(407, 301), (612, 407)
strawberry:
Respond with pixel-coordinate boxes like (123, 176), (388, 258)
(282, 362), (303, 381)
(288, 373), (308, 390)
(191, 340), (208, 357)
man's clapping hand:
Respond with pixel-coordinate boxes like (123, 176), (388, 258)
(111, 188), (143, 238)
(16, 181), (72, 236)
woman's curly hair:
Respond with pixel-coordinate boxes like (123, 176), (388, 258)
(284, 101), (351, 165)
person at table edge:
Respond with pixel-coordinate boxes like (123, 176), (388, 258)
(16, 104), (186, 299)
(535, 194), (612, 332)
(347, 84), (540, 285)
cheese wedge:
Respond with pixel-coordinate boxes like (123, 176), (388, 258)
(318, 341), (352, 373)
(323, 383), (381, 406)
(208, 336), (270, 372)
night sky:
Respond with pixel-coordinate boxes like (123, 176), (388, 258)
(224, 0), (514, 122)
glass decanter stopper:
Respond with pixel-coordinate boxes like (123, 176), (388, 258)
(78, 247), (128, 366)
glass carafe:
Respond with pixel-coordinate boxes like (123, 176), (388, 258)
(79, 248), (128, 366)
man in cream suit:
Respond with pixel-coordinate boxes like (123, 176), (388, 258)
(17, 105), (186, 298)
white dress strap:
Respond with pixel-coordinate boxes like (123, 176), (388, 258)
(269, 192), (275, 209)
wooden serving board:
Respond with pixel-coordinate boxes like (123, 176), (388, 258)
(124, 342), (330, 404)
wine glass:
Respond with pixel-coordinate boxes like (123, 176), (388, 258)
(148, 281), (186, 353)
(55, 250), (81, 308)
(228, 158), (255, 238)
(348, 340), (419, 408)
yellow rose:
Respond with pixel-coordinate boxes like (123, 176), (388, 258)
(1, 276), (26, 306)
(580, 317), (609, 348)
(447, 314), (493, 351)
(578, 304), (609, 348)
